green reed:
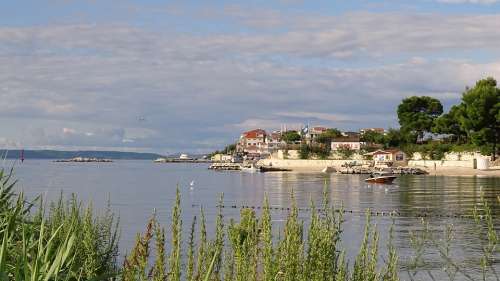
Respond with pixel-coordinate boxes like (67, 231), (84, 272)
(0, 168), (119, 281)
(121, 185), (402, 281)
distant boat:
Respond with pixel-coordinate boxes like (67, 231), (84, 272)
(241, 164), (258, 173)
(364, 174), (397, 184)
(179, 154), (192, 160)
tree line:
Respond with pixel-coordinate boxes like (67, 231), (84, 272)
(395, 77), (499, 160)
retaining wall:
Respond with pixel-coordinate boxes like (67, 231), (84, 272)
(257, 159), (371, 171)
(407, 159), (475, 168)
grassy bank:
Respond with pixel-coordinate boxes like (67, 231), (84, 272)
(1, 168), (498, 281)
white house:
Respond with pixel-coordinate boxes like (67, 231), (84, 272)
(368, 149), (406, 163)
(331, 137), (365, 151)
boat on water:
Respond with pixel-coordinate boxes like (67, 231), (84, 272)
(179, 153), (193, 160)
(241, 164), (258, 173)
(364, 173), (397, 184)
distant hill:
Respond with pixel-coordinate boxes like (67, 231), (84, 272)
(0, 150), (164, 160)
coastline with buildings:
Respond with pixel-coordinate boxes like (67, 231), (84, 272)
(211, 86), (500, 176)
(210, 126), (500, 176)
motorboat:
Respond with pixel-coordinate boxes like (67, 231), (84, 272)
(364, 173), (397, 184)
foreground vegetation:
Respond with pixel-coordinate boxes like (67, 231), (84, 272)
(1, 168), (498, 280)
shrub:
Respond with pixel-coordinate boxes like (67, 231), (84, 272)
(299, 145), (310, 159)
(336, 145), (355, 159)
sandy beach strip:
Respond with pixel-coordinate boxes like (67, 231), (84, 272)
(417, 165), (500, 177)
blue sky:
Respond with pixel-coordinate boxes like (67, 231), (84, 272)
(1, 0), (500, 154)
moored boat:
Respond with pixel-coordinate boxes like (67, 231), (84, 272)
(364, 174), (397, 184)
(241, 164), (258, 173)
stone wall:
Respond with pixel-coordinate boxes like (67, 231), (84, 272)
(411, 151), (477, 161)
(257, 159), (371, 171)
(407, 159), (475, 168)
(408, 152), (482, 168)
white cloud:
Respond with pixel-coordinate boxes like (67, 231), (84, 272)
(1, 11), (500, 152)
(437, 0), (499, 4)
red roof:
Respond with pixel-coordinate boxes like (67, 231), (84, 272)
(311, 127), (327, 132)
(242, 129), (266, 139)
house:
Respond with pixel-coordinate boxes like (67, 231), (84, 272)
(305, 126), (327, 143)
(211, 154), (233, 162)
(237, 128), (268, 156)
(331, 137), (365, 151)
(266, 131), (284, 152)
(369, 149), (406, 163)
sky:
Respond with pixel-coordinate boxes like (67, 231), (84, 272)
(1, 0), (500, 154)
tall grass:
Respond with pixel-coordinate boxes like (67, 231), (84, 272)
(121, 186), (400, 281)
(0, 168), (119, 281)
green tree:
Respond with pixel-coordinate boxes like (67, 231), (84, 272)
(383, 128), (403, 148)
(282, 131), (301, 144)
(315, 128), (342, 144)
(361, 131), (385, 145)
(397, 96), (443, 143)
(432, 105), (467, 143)
(222, 144), (237, 154)
(299, 144), (311, 159)
(458, 77), (500, 159)
(336, 145), (354, 159)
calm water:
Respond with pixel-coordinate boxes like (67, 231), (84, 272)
(8, 160), (500, 280)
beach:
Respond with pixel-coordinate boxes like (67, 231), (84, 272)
(420, 165), (500, 177)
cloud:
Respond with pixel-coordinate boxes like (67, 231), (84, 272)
(437, 0), (499, 4)
(1, 11), (500, 152)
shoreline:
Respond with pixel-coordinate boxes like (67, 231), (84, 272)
(258, 159), (500, 177)
(419, 165), (500, 177)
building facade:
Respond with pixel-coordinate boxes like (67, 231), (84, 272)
(331, 137), (365, 151)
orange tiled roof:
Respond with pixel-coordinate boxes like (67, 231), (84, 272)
(242, 129), (266, 139)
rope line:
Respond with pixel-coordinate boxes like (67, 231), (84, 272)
(192, 204), (484, 220)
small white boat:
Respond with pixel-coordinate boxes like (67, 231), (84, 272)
(241, 164), (258, 173)
(179, 154), (192, 160)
